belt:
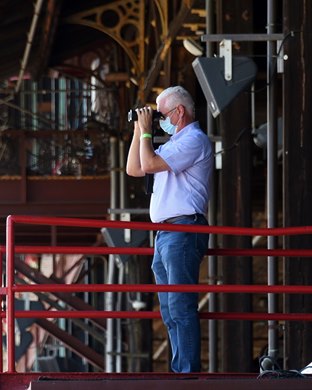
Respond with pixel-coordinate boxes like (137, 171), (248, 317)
(162, 213), (203, 223)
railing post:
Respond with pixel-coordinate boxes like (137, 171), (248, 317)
(0, 246), (3, 372)
(6, 215), (16, 372)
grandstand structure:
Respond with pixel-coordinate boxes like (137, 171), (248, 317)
(0, 1), (312, 388)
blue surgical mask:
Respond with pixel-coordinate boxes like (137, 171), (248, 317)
(159, 116), (176, 135)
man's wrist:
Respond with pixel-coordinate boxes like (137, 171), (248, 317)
(141, 133), (152, 140)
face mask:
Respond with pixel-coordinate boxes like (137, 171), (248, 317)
(159, 116), (176, 135)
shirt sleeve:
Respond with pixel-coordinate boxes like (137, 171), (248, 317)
(156, 132), (207, 175)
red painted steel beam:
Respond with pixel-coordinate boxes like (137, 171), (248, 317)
(11, 283), (312, 294)
(6, 215), (15, 372)
(23, 377), (312, 390)
(2, 310), (312, 322)
(0, 246), (311, 257)
(0, 250), (3, 372)
(7, 214), (312, 236)
(4, 246), (312, 257)
(2, 372), (306, 390)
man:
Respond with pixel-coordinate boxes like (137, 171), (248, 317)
(126, 86), (213, 372)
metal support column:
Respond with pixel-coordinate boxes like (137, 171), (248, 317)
(105, 137), (118, 372)
(266, 0), (279, 362)
(115, 139), (126, 372)
(205, 0), (218, 373)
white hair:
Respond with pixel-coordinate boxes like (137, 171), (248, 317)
(156, 86), (195, 117)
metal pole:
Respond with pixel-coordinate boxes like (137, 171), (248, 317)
(15, 0), (44, 93)
(206, 0), (218, 373)
(115, 139), (126, 372)
(119, 140), (126, 211)
(5, 216), (15, 372)
(267, 0), (279, 361)
(115, 264), (124, 372)
(0, 249), (2, 372)
(105, 137), (118, 372)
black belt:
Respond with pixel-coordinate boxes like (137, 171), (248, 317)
(162, 213), (203, 223)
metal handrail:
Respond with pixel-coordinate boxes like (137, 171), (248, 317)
(3, 214), (312, 372)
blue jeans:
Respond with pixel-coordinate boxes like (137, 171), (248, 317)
(151, 214), (209, 373)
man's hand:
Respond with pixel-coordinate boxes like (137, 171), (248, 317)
(136, 106), (153, 136)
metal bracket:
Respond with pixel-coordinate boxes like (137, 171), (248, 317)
(201, 33), (285, 81)
(121, 212), (131, 243)
(219, 39), (232, 81)
(276, 40), (284, 73)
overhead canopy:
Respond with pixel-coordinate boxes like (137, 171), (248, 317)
(0, 0), (109, 84)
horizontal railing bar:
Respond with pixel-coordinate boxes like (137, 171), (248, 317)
(11, 283), (312, 294)
(2, 310), (312, 322)
(2, 245), (312, 257)
(7, 215), (312, 236)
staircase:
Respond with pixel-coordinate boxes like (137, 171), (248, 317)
(12, 254), (106, 372)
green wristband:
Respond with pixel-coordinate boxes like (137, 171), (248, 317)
(141, 133), (152, 139)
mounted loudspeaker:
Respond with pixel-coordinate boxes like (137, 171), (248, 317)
(192, 56), (257, 118)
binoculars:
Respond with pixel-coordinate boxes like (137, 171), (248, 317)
(127, 109), (163, 122)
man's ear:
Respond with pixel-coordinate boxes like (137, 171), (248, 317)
(177, 104), (184, 117)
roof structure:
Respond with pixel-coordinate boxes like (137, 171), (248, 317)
(0, 0), (113, 85)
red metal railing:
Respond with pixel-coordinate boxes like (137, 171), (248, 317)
(2, 214), (312, 373)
